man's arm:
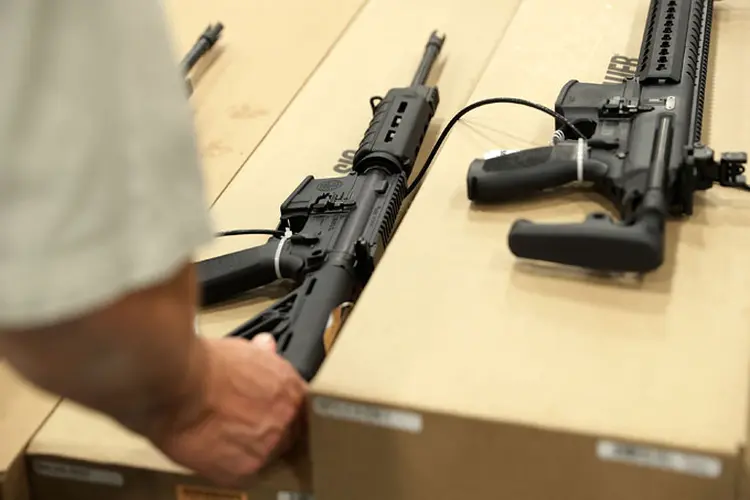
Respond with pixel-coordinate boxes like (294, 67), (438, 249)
(0, 261), (307, 487)
(0, 0), (215, 444)
(0, 263), (209, 443)
(0, 0), (308, 486)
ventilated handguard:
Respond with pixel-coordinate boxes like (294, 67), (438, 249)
(354, 31), (443, 177)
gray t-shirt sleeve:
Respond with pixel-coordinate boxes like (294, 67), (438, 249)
(0, 0), (214, 328)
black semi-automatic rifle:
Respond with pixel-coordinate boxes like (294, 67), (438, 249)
(196, 32), (445, 381)
(466, 0), (747, 273)
(182, 23), (224, 95)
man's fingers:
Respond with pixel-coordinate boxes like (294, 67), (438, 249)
(265, 409), (306, 465)
(251, 333), (276, 351)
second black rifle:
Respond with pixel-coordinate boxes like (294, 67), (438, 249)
(465, 0), (746, 273)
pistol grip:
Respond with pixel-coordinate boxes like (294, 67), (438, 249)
(197, 241), (304, 307)
(508, 212), (665, 273)
(466, 144), (607, 203)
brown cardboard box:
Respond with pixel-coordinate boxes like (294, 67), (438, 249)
(161, 0), (368, 205)
(0, 365), (58, 500)
(24, 0), (524, 498)
(310, 1), (750, 500)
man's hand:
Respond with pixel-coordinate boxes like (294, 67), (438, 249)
(156, 334), (307, 487)
(0, 263), (307, 487)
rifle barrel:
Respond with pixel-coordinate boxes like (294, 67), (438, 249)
(182, 23), (224, 75)
(410, 30), (445, 87)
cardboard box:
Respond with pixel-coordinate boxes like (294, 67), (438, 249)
(0, 365), (58, 500)
(161, 0), (368, 205)
(310, 1), (750, 499)
(25, 0), (524, 498)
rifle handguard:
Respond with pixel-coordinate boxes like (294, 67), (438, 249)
(467, 143), (608, 202)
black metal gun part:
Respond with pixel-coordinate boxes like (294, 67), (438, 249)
(183, 23), (224, 95)
(466, 0), (746, 273)
(197, 31), (445, 380)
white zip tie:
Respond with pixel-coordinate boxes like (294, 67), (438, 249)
(274, 227), (293, 279)
(576, 138), (586, 182)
